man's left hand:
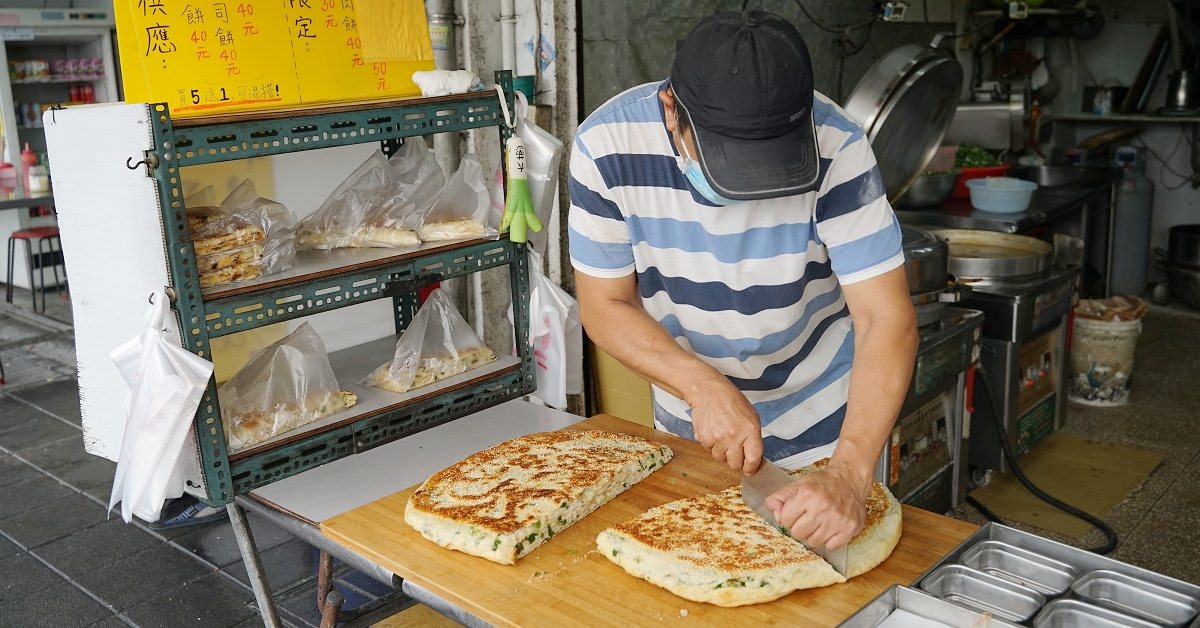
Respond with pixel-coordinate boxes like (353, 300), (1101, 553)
(764, 462), (870, 550)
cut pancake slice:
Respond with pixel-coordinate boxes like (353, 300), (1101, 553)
(405, 430), (672, 565)
(597, 460), (902, 606)
(598, 486), (844, 607)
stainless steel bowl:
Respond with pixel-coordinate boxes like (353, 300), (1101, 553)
(895, 172), (957, 209)
(902, 226), (949, 294)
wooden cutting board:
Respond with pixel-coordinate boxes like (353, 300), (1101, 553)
(321, 415), (977, 627)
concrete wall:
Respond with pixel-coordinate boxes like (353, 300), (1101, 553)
(580, 1), (952, 117)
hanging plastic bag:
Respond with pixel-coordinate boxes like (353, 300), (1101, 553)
(108, 290), (214, 523)
(417, 153), (498, 242)
(363, 288), (497, 393)
(512, 91), (564, 254)
(192, 179), (297, 288)
(217, 322), (357, 453)
(525, 250), (583, 408)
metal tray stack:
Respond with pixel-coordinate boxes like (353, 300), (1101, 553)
(911, 523), (1200, 627)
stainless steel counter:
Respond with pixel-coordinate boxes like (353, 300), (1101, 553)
(895, 185), (1111, 234)
(895, 168), (1120, 297)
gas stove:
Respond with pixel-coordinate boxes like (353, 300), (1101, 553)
(876, 307), (984, 514)
(963, 267), (1080, 474)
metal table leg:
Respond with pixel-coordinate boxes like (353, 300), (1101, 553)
(227, 502), (283, 628)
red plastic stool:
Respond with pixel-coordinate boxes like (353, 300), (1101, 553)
(6, 225), (64, 314)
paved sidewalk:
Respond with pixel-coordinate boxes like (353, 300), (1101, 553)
(0, 300), (410, 627)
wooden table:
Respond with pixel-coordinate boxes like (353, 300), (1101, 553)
(323, 414), (978, 627)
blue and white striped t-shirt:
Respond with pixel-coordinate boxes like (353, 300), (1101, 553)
(567, 81), (904, 468)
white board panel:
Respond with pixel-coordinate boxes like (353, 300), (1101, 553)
(43, 103), (178, 462)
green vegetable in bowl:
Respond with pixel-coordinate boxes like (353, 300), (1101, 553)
(955, 144), (1001, 168)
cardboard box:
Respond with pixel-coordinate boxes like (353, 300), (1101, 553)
(590, 342), (653, 428)
(115, 0), (434, 119)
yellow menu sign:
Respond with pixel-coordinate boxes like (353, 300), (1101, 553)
(115, 0), (435, 119)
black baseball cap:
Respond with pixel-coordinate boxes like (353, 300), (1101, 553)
(671, 10), (820, 200)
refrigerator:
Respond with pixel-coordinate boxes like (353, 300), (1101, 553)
(0, 7), (118, 294)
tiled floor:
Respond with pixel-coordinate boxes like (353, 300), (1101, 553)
(0, 297), (416, 627)
(1, 293), (1198, 627)
(950, 303), (1200, 584)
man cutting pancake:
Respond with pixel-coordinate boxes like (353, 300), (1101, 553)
(567, 10), (918, 551)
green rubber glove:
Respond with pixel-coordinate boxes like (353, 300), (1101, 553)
(501, 137), (542, 243)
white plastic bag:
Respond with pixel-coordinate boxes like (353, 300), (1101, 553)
(526, 250), (583, 408)
(418, 153), (497, 242)
(218, 322), (355, 453)
(362, 140), (446, 246)
(108, 290), (214, 523)
(512, 92), (565, 254)
(297, 151), (394, 249)
(191, 179), (298, 288)
(297, 144), (444, 249)
(363, 288), (497, 393)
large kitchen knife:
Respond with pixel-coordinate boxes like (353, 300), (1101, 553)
(740, 459), (850, 577)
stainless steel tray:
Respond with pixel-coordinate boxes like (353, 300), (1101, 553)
(838, 585), (1023, 628)
(913, 523), (1200, 628)
(1072, 569), (1200, 627)
(920, 564), (1046, 624)
(1034, 599), (1161, 628)
(960, 540), (1079, 596)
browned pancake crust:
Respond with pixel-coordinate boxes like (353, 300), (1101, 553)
(410, 430), (665, 534)
(611, 487), (823, 572)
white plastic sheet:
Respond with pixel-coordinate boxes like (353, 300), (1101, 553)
(108, 290), (214, 523)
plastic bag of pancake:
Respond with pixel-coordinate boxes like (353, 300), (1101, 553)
(191, 179), (298, 288)
(184, 185), (222, 233)
(297, 142), (445, 249)
(217, 322), (357, 453)
(417, 153), (498, 242)
(357, 140), (445, 247)
(362, 288), (497, 394)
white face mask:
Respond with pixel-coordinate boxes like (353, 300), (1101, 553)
(674, 126), (740, 206)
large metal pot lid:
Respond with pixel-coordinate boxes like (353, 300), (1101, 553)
(928, 228), (1052, 279)
(844, 36), (963, 202)
(901, 226), (948, 260)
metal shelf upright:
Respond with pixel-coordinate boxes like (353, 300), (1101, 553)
(142, 71), (534, 507)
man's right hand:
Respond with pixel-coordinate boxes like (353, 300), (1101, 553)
(688, 381), (764, 474)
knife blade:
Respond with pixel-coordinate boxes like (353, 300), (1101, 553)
(740, 459), (849, 577)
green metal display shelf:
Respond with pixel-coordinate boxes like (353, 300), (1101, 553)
(141, 72), (535, 506)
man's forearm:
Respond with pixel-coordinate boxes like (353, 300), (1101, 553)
(581, 297), (726, 403)
(831, 317), (918, 490)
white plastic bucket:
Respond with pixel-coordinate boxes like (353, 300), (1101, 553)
(1068, 317), (1142, 406)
